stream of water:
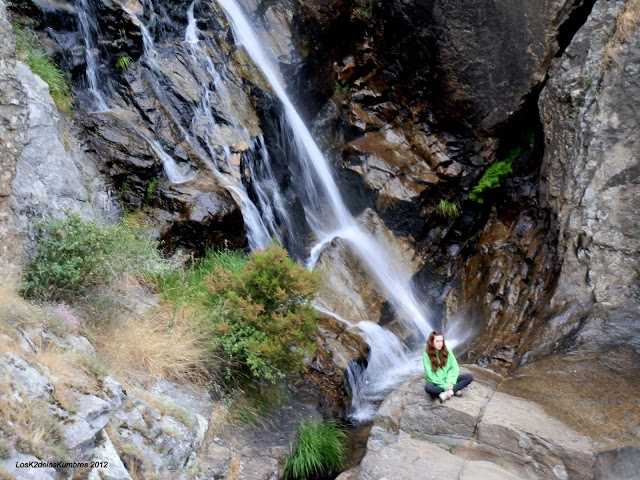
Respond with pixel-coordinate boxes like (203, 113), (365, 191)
(76, 0), (110, 111)
(80, 0), (437, 420)
(216, 0), (435, 420)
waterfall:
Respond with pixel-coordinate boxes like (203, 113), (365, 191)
(76, 0), (110, 111)
(216, 0), (435, 420)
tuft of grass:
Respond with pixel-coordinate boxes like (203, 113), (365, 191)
(283, 420), (347, 480)
(0, 279), (45, 336)
(95, 309), (209, 385)
(334, 81), (349, 93)
(0, 392), (70, 463)
(115, 55), (133, 71)
(603, 0), (640, 69)
(12, 23), (73, 113)
(436, 199), (461, 221)
(144, 177), (160, 206)
(155, 248), (249, 306)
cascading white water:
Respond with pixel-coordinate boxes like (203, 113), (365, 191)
(138, 132), (192, 184)
(216, 0), (436, 420)
(314, 305), (423, 421)
(76, 0), (110, 111)
(183, 1), (289, 250)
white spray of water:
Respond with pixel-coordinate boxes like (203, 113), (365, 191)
(77, 0), (110, 111)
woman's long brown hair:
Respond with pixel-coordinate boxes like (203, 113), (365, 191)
(426, 330), (448, 370)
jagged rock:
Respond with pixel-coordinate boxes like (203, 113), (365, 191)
(88, 430), (132, 480)
(343, 127), (439, 207)
(532, 0), (640, 357)
(315, 237), (387, 326)
(299, 315), (369, 417)
(314, 208), (420, 340)
(356, 365), (597, 480)
(102, 376), (127, 411)
(158, 179), (246, 255)
(595, 446), (640, 480)
(7, 60), (117, 261)
(0, 353), (54, 402)
(358, 432), (521, 480)
(499, 346), (640, 449)
(62, 394), (112, 453)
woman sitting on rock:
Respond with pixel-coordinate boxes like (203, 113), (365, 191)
(423, 330), (473, 403)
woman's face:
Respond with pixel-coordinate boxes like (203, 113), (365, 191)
(433, 335), (444, 351)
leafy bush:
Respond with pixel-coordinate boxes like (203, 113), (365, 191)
(468, 146), (521, 203)
(283, 420), (347, 480)
(436, 199), (461, 220)
(206, 244), (320, 384)
(12, 23), (73, 113)
(21, 213), (165, 302)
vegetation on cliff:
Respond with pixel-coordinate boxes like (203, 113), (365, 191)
(21, 214), (320, 391)
(11, 23), (72, 113)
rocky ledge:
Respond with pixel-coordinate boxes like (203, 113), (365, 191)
(340, 365), (640, 480)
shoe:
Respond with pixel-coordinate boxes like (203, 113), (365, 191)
(439, 392), (449, 403)
(454, 390), (462, 397)
(447, 390), (455, 399)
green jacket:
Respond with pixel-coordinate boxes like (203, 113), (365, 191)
(422, 348), (459, 389)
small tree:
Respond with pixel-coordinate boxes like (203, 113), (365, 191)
(207, 244), (321, 384)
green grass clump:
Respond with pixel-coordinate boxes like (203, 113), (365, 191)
(283, 420), (347, 480)
(436, 199), (461, 220)
(468, 146), (521, 204)
(21, 213), (166, 302)
(12, 23), (73, 113)
(155, 248), (249, 306)
(115, 55), (132, 71)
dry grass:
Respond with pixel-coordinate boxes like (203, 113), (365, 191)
(603, 0), (640, 69)
(0, 388), (68, 462)
(33, 347), (106, 413)
(226, 453), (242, 480)
(206, 403), (232, 441)
(0, 280), (43, 336)
(94, 306), (210, 386)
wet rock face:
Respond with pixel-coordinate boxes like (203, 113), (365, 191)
(283, 0), (584, 252)
(531, 0), (640, 357)
(9, 0), (270, 254)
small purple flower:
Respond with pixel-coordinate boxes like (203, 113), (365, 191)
(55, 303), (83, 332)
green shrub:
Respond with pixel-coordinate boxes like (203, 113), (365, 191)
(206, 244), (320, 384)
(21, 213), (165, 302)
(436, 199), (461, 220)
(12, 23), (73, 113)
(468, 146), (521, 203)
(144, 177), (160, 206)
(283, 420), (347, 480)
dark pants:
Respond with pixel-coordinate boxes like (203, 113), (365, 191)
(424, 374), (474, 397)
